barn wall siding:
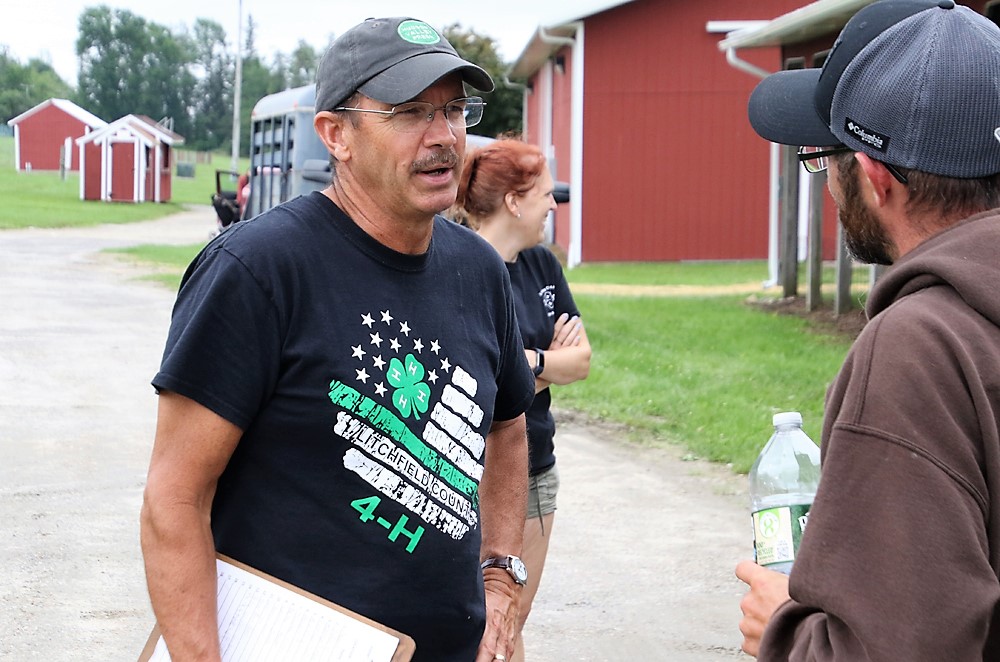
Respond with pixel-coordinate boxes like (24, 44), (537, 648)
(16, 105), (88, 171)
(523, 0), (811, 262)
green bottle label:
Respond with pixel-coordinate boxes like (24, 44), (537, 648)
(752, 504), (811, 567)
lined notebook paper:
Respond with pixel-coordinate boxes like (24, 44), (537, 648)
(139, 555), (414, 662)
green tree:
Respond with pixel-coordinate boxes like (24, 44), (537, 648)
(236, 15), (285, 158)
(286, 41), (318, 89)
(0, 48), (73, 122)
(139, 22), (196, 138)
(76, 6), (194, 133)
(442, 24), (522, 138)
(187, 18), (234, 150)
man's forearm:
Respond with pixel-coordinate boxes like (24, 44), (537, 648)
(140, 500), (222, 661)
(478, 415), (528, 559)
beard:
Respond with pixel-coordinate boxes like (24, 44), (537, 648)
(835, 158), (894, 266)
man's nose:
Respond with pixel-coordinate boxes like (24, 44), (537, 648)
(423, 109), (458, 147)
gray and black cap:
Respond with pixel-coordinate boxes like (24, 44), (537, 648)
(747, 0), (1000, 178)
(315, 17), (494, 112)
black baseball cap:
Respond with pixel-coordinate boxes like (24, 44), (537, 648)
(749, 0), (946, 147)
(315, 17), (495, 112)
(748, 0), (1000, 178)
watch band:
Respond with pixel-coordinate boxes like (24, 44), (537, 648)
(481, 555), (528, 585)
(532, 348), (545, 377)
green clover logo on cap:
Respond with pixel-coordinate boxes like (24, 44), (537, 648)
(398, 20), (441, 45)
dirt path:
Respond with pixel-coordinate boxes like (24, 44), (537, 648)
(0, 207), (751, 661)
(568, 282), (775, 297)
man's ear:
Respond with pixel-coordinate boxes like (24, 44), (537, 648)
(854, 152), (895, 208)
(314, 111), (351, 163)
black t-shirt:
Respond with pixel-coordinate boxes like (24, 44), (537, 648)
(506, 245), (581, 475)
(153, 192), (534, 661)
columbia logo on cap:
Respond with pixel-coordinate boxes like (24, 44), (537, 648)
(845, 118), (889, 153)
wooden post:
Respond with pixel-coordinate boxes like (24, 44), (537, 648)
(834, 224), (854, 316)
(806, 170), (826, 311)
(779, 143), (800, 298)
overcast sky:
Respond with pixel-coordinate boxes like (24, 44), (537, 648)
(4, 1), (615, 86)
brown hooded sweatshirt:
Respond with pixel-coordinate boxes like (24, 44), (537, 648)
(761, 210), (1000, 661)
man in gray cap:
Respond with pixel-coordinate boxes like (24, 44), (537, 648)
(141, 17), (534, 662)
(735, 1), (1000, 660)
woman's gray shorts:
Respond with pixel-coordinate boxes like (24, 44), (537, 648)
(526, 463), (560, 519)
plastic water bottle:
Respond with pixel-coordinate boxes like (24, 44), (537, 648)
(749, 411), (821, 575)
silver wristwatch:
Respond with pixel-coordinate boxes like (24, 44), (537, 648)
(481, 555), (528, 585)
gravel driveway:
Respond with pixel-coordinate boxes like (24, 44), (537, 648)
(0, 207), (751, 661)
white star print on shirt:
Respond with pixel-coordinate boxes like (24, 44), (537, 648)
(351, 344), (366, 360)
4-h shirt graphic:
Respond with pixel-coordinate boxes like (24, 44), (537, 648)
(328, 308), (486, 555)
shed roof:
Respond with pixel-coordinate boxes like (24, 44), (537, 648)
(7, 98), (107, 128)
(76, 114), (184, 147)
(717, 0), (875, 50)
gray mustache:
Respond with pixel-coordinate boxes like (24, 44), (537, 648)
(412, 150), (459, 172)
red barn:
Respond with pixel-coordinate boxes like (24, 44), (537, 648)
(511, 0), (809, 265)
(6, 98), (106, 172)
(76, 115), (184, 203)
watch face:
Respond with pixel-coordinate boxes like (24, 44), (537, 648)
(510, 556), (528, 583)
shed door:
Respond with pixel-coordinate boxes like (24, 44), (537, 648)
(111, 142), (135, 202)
(83, 143), (102, 200)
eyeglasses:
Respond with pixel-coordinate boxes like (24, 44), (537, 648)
(334, 96), (485, 133)
(797, 144), (908, 185)
(798, 145), (852, 174)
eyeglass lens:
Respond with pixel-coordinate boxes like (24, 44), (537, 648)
(392, 98), (484, 133)
(799, 145), (830, 173)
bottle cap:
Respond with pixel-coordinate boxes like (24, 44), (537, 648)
(772, 411), (803, 427)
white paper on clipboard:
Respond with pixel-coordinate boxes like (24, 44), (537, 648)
(139, 555), (414, 662)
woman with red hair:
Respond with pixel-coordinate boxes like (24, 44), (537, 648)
(454, 137), (592, 661)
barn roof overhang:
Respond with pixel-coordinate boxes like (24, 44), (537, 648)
(717, 0), (875, 51)
(509, 0), (636, 79)
(509, 25), (579, 79)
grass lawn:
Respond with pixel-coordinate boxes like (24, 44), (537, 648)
(558, 292), (849, 473)
(0, 135), (247, 229)
(104, 243), (205, 290)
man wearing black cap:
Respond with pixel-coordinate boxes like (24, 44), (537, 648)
(735, 1), (1000, 660)
(141, 18), (534, 662)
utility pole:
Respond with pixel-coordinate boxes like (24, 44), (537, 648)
(230, 0), (243, 174)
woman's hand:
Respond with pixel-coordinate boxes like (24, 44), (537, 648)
(549, 313), (583, 349)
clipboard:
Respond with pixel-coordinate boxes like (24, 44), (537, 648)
(138, 554), (415, 661)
